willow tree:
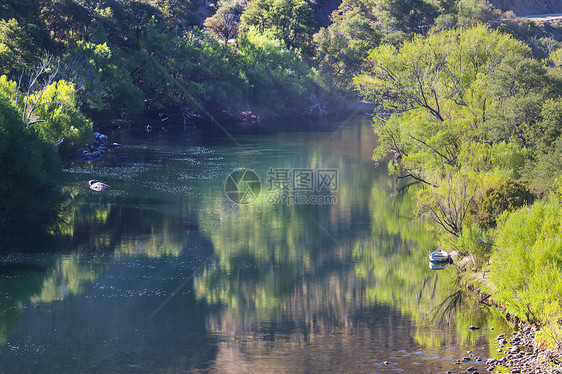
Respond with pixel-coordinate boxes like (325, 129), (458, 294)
(355, 25), (532, 236)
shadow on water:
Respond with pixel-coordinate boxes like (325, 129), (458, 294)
(0, 195), (64, 253)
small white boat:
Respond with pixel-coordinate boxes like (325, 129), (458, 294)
(429, 249), (449, 263)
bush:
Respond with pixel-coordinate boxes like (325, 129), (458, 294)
(455, 223), (492, 268)
(489, 200), (562, 324)
(469, 178), (534, 229)
(0, 97), (62, 227)
(29, 79), (93, 154)
(66, 42), (145, 121)
(237, 27), (313, 116)
(0, 75), (92, 154)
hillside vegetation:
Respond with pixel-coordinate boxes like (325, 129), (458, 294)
(353, 3), (562, 352)
(489, 0), (562, 16)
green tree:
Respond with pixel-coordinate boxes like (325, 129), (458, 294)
(26, 79), (93, 154)
(0, 19), (43, 76)
(0, 0), (38, 23)
(240, 0), (315, 53)
(482, 54), (554, 147)
(237, 27), (313, 116)
(0, 67), (93, 154)
(0, 96), (61, 227)
(375, 0), (439, 35)
(39, 0), (92, 43)
(356, 25), (529, 184)
(66, 41), (145, 121)
(355, 25), (537, 238)
(204, 3), (243, 44)
(313, 3), (382, 103)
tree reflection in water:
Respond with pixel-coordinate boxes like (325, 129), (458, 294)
(0, 120), (511, 372)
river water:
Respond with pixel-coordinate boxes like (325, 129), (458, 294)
(0, 117), (511, 373)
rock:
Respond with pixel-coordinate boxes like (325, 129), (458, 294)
(486, 359), (497, 365)
(487, 367), (495, 372)
(499, 339), (507, 345)
(462, 357), (471, 362)
(469, 326), (480, 330)
(467, 367), (477, 372)
(497, 349), (502, 352)
(383, 361), (391, 365)
(511, 346), (520, 354)
(511, 369), (521, 373)
(83, 149), (105, 161)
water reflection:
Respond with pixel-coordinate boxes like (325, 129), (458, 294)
(0, 118), (511, 373)
(429, 262), (449, 271)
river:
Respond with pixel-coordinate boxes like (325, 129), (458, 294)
(0, 116), (511, 373)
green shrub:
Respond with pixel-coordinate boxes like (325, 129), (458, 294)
(455, 223), (492, 268)
(532, 136), (562, 194)
(469, 178), (534, 229)
(237, 27), (313, 116)
(489, 200), (562, 324)
(0, 75), (92, 154)
(29, 80), (93, 154)
(0, 96), (62, 227)
(66, 42), (145, 121)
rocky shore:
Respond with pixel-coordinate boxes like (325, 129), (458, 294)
(485, 328), (561, 374)
(445, 255), (562, 374)
(80, 132), (121, 161)
(440, 327), (561, 374)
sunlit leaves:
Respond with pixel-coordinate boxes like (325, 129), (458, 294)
(490, 200), (562, 324)
(240, 0), (315, 53)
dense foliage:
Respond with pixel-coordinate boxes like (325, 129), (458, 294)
(0, 97), (61, 227)
(469, 179), (534, 229)
(490, 200), (562, 325)
(356, 12), (562, 337)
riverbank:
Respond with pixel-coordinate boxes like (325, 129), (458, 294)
(454, 254), (562, 373)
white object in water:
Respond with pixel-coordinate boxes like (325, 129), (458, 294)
(429, 249), (449, 263)
(89, 180), (110, 191)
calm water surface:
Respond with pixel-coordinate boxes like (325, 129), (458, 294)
(0, 117), (511, 373)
